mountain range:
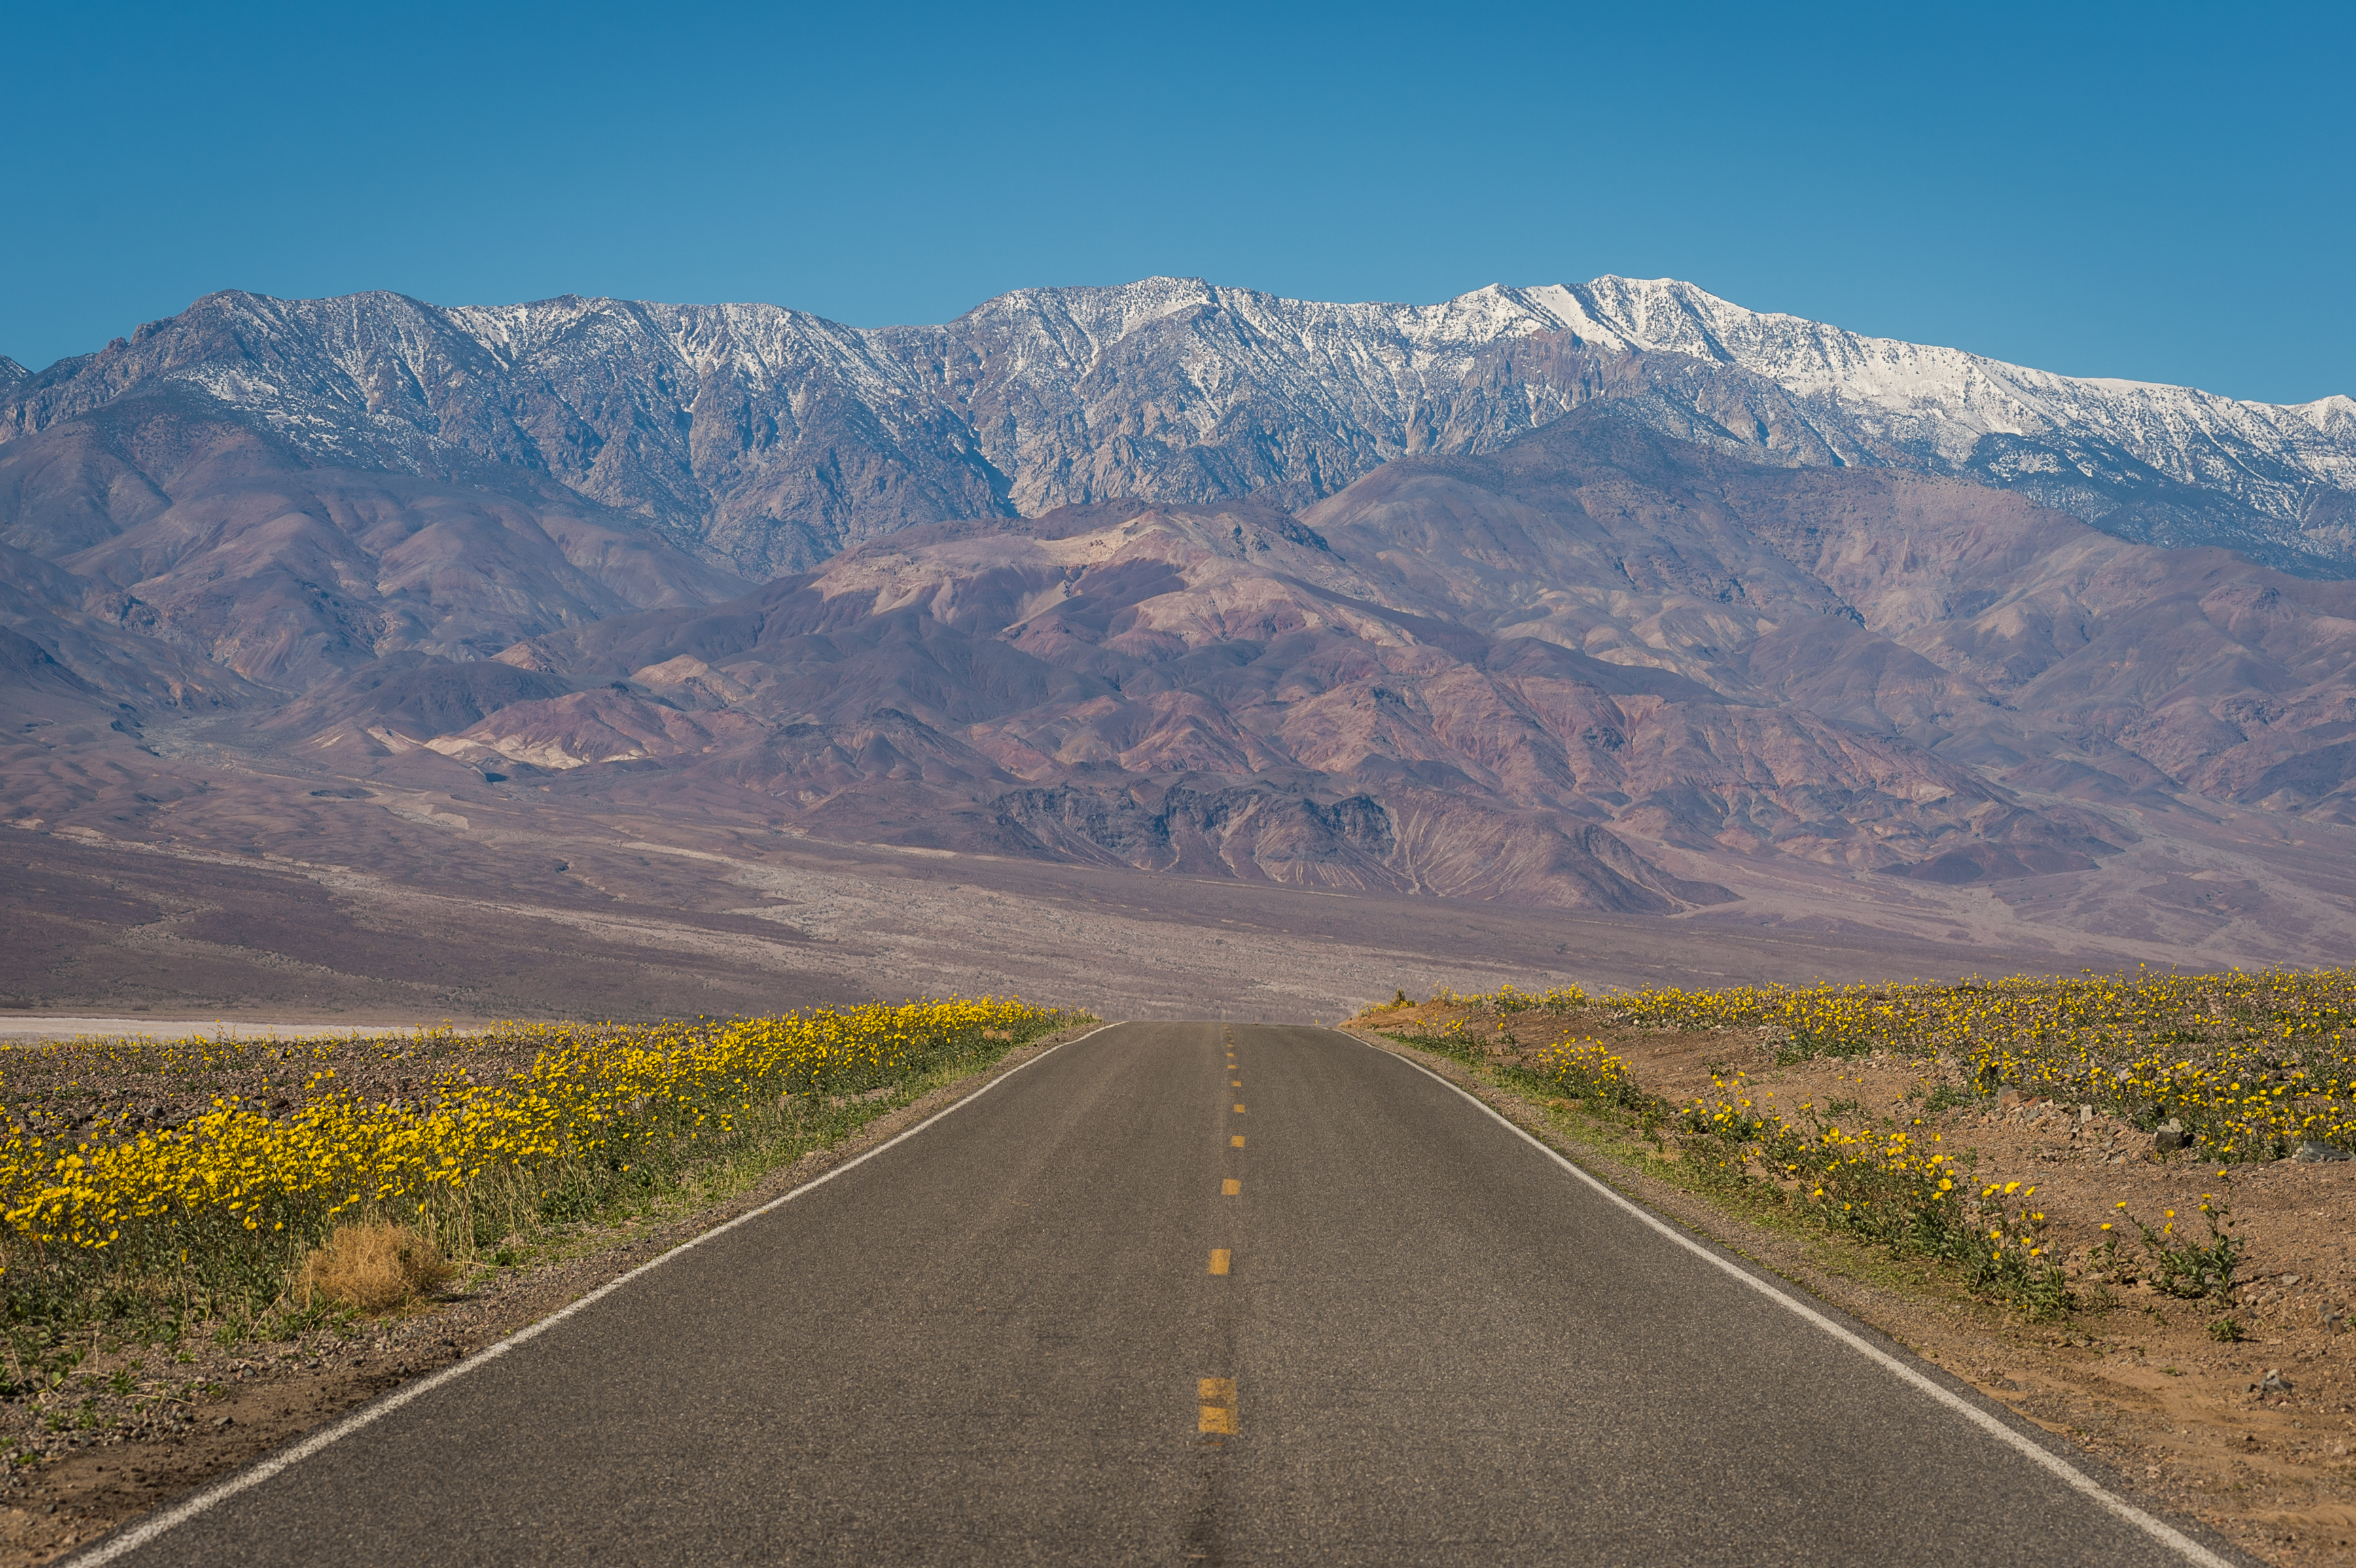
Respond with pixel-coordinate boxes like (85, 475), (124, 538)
(5, 277), (2355, 972)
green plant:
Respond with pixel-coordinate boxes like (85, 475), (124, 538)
(1923, 1082), (1980, 1115)
(2121, 1196), (2243, 1300)
(1957, 1185), (2075, 1321)
(2208, 1315), (2247, 1342)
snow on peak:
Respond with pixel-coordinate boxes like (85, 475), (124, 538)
(9, 272), (2349, 577)
(1536, 276), (2353, 502)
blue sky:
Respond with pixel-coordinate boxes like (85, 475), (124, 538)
(6, 1), (2348, 402)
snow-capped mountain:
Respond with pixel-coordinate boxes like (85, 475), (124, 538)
(11, 278), (2356, 944)
(5, 277), (2351, 582)
(1552, 279), (2356, 563)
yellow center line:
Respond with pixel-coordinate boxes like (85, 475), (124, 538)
(1198, 1377), (1238, 1434)
(1230, 1079), (1241, 1087)
(1222, 1178), (1240, 1195)
(1207, 1249), (1230, 1274)
(1231, 1135), (1245, 1147)
(1233, 1103), (1245, 1113)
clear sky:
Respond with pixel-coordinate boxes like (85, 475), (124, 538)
(6, 1), (2348, 403)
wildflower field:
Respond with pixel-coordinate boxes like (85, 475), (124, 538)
(1599, 967), (2356, 1163)
(1374, 967), (2356, 1162)
(1359, 967), (2356, 1319)
(0, 997), (1076, 1359)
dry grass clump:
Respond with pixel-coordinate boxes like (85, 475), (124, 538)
(294, 1221), (455, 1313)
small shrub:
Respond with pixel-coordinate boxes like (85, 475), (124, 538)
(2120, 1196), (2243, 1300)
(1956, 1185), (2075, 1321)
(1922, 1082), (1979, 1115)
(2208, 1315), (2247, 1343)
(294, 1222), (454, 1314)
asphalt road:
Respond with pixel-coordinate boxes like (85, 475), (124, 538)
(95, 1024), (2229, 1565)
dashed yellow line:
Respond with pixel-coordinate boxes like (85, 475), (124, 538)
(1233, 1103), (1245, 1114)
(1222, 1178), (1240, 1196)
(1198, 1377), (1237, 1434)
(1207, 1249), (1230, 1275)
(1230, 1134), (1245, 1147)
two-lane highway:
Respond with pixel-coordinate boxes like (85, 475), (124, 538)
(88, 1024), (2236, 1565)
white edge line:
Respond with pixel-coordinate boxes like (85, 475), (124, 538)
(1342, 1029), (2240, 1568)
(67, 1022), (1122, 1567)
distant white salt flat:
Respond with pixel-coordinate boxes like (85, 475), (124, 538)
(0, 1016), (446, 1043)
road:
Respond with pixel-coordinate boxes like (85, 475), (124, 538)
(88, 1023), (2232, 1565)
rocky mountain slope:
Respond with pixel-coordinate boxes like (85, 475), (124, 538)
(116, 405), (2340, 927)
(0, 381), (746, 690)
(5, 278), (2349, 601)
(5, 279), (2355, 944)
(1562, 279), (2356, 537)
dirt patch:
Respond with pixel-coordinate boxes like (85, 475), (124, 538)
(1351, 1003), (2356, 1567)
(0, 1022), (1103, 1565)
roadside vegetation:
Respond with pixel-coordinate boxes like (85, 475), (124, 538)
(1358, 969), (2356, 1565)
(0, 999), (1079, 1400)
(1357, 967), (2356, 1322)
(1596, 967), (2356, 1160)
